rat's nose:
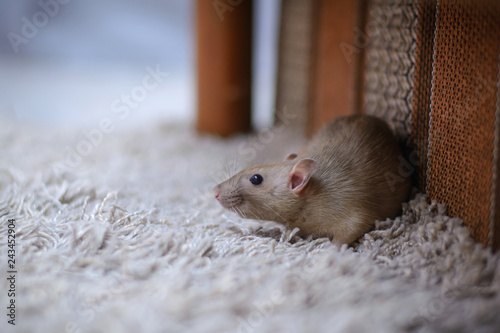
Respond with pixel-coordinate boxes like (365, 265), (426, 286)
(213, 187), (220, 200)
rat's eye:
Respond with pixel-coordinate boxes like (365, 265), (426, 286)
(249, 174), (263, 185)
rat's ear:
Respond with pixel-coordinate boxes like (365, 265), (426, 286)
(284, 153), (298, 161)
(288, 158), (318, 194)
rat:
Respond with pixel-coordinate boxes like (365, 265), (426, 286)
(213, 115), (411, 245)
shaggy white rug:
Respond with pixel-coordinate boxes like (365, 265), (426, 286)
(1, 119), (499, 333)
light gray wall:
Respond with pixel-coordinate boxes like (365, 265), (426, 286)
(0, 0), (280, 129)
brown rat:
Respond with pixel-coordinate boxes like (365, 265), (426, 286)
(213, 115), (411, 245)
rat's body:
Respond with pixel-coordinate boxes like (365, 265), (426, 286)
(214, 115), (411, 245)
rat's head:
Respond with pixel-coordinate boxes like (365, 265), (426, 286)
(213, 158), (318, 222)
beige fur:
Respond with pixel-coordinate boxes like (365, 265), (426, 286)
(214, 115), (411, 244)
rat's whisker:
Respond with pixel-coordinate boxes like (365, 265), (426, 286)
(261, 201), (287, 223)
(238, 207), (249, 220)
(248, 205), (264, 221)
(224, 152), (240, 180)
(212, 115), (411, 245)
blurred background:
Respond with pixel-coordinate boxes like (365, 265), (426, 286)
(0, 0), (280, 130)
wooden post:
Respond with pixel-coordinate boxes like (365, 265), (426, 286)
(307, 0), (367, 136)
(196, 0), (253, 137)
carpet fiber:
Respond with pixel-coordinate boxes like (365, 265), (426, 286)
(1, 120), (499, 333)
